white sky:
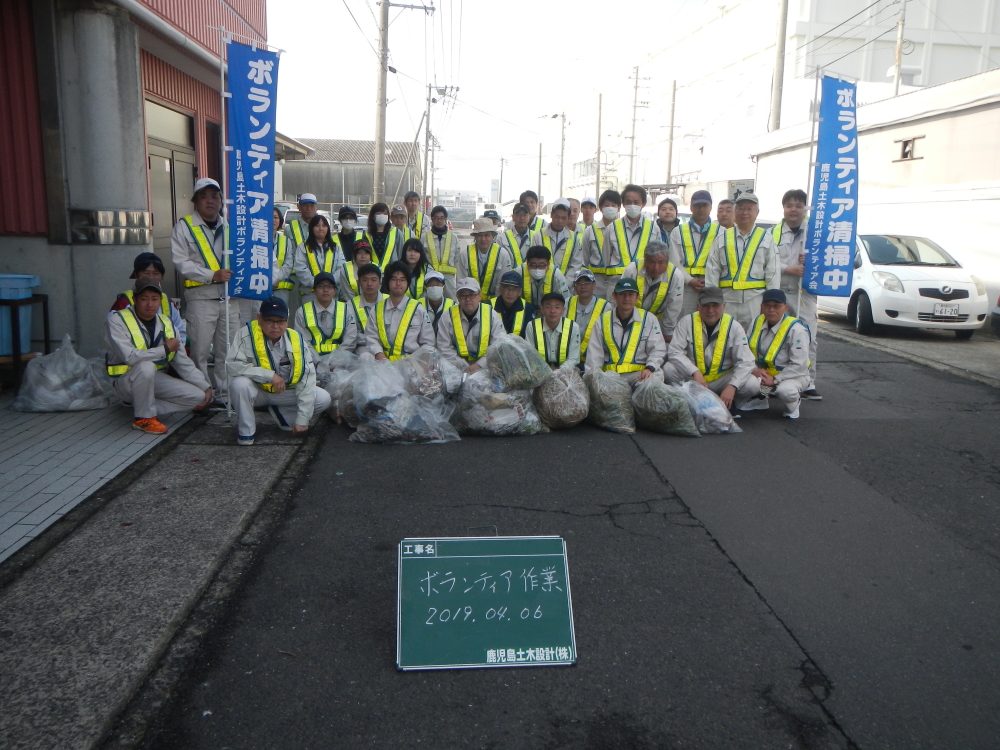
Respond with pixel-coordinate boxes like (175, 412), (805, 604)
(268, 0), (703, 201)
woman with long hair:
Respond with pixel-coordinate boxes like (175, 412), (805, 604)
(365, 202), (403, 271)
(293, 214), (344, 302)
(400, 238), (430, 298)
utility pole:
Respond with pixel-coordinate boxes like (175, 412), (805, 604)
(499, 157), (507, 204)
(768, 0), (789, 131)
(423, 84), (432, 210)
(595, 94), (602, 199)
(666, 80), (676, 183)
(629, 66), (639, 184)
(558, 113), (566, 197)
(893, 0), (907, 96)
(537, 143), (543, 204)
(373, 1), (434, 204)
(430, 136), (436, 208)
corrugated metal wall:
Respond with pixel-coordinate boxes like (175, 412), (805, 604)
(281, 161), (419, 207)
(140, 50), (221, 179)
(139, 0), (266, 56)
(0, 0), (47, 236)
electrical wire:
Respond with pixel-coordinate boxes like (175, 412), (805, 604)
(792, 0), (889, 52)
(340, 0), (379, 58)
(794, 0), (899, 66)
(911, 0), (999, 68)
(821, 23), (899, 71)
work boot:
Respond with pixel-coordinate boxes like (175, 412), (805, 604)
(802, 388), (823, 400)
(133, 417), (168, 434)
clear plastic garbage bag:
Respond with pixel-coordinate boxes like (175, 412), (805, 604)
(352, 357), (410, 417)
(584, 368), (635, 434)
(349, 394), (460, 444)
(632, 377), (701, 437)
(486, 335), (552, 391)
(533, 366), (589, 429)
(679, 380), (743, 435)
(12, 334), (111, 412)
(452, 369), (548, 436)
(403, 345), (452, 399)
(318, 348), (360, 422)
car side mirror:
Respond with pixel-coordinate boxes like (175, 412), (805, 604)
(854, 253), (863, 269)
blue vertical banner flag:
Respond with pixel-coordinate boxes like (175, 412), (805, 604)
(805, 75), (858, 297)
(226, 39), (279, 300)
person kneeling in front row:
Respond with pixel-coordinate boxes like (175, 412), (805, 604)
(585, 277), (667, 388)
(664, 286), (759, 410)
(104, 277), (212, 434)
(742, 289), (811, 419)
(226, 296), (331, 445)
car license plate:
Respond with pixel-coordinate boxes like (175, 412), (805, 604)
(934, 302), (959, 317)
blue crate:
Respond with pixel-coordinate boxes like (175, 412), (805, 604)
(0, 275), (41, 355)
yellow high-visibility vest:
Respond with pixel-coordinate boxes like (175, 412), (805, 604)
(306, 241), (339, 278)
(343, 263), (360, 297)
(636, 263), (675, 316)
(721, 227), (768, 290)
(588, 223), (613, 275)
(612, 218), (653, 270)
(427, 232), (457, 274)
(748, 314), (801, 376)
(492, 298), (527, 337)
(521, 264), (554, 305)
(566, 295), (608, 361)
(537, 232), (577, 276)
(691, 311), (734, 382)
(365, 228), (399, 271)
(181, 215), (228, 287)
(504, 229), (527, 266)
(466, 243), (502, 298)
(274, 234), (295, 290)
(287, 219), (306, 248)
(450, 303), (493, 362)
(352, 296), (371, 330)
(532, 318), (576, 366)
(248, 321), (307, 392)
(410, 212), (426, 237)
(679, 221), (719, 277)
(106, 309), (175, 376)
(375, 297), (421, 360)
(600, 309), (648, 373)
(302, 301), (346, 353)
(407, 267), (426, 299)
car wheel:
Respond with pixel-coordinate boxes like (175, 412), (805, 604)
(854, 292), (874, 334)
(955, 329), (975, 340)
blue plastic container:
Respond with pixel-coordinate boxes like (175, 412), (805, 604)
(0, 275), (41, 355)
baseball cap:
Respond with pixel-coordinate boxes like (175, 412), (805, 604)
(352, 239), (373, 256)
(133, 276), (163, 295)
(456, 277), (481, 293)
(130, 251), (165, 279)
(552, 198), (571, 212)
(259, 296), (289, 319)
(581, 196), (597, 207)
(614, 277), (640, 294)
(541, 292), (565, 305)
(762, 289), (787, 304)
(298, 193), (318, 204)
(690, 189), (713, 206)
(484, 209), (500, 220)
(425, 269), (445, 284)
(512, 203), (530, 215)
(735, 193), (759, 205)
(470, 217), (497, 235)
(499, 270), (522, 287)
(192, 178), (220, 196)
(313, 272), (337, 288)
(574, 268), (596, 283)
(339, 205), (358, 219)
(391, 204), (407, 216)
(698, 287), (725, 305)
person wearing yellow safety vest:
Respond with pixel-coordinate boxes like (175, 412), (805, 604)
(336, 240), (374, 303)
(582, 190), (621, 298)
(422, 206), (459, 300)
(524, 292), (581, 371)
(529, 199), (584, 280)
(271, 207), (296, 308)
(740, 289), (810, 420)
(704, 193), (781, 332)
(505, 190), (546, 233)
(227, 296), (331, 446)
(615, 241), (684, 343)
(497, 203), (533, 269)
(668, 190), (718, 316)
(422, 269), (454, 336)
(585, 277), (667, 389)
(390, 204), (415, 242)
(350, 262), (385, 352)
(436, 277), (505, 373)
(518, 245), (570, 307)
(366, 261), (435, 360)
(365, 202), (404, 271)
(455, 218), (513, 300)
(104, 277), (211, 434)
(492, 271), (535, 337)
(664, 286), (758, 410)
(404, 190), (428, 238)
(169, 177), (241, 398)
(109, 252), (186, 343)
(566, 269), (609, 364)
(655, 196), (681, 243)
(595, 185), (655, 300)
(773, 188), (821, 401)
(401, 237), (432, 299)
(292, 272), (358, 365)
(283, 193), (318, 252)
(293, 215), (345, 304)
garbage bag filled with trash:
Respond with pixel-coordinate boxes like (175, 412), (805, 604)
(316, 348), (360, 423)
(486, 335), (552, 391)
(631, 377), (700, 437)
(452, 369), (548, 436)
(583, 368), (635, 434)
(533, 366), (589, 429)
(403, 345), (462, 399)
(679, 381), (743, 434)
(12, 334), (110, 412)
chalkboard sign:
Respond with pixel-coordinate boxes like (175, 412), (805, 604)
(397, 536), (577, 671)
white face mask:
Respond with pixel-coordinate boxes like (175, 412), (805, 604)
(341, 219), (355, 231)
(375, 214), (389, 227)
(602, 206), (618, 221)
(529, 268), (547, 281)
(624, 205), (643, 219)
(425, 286), (445, 301)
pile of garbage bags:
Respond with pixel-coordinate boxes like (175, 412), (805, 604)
(584, 369), (635, 434)
(451, 369), (548, 436)
(533, 367), (589, 429)
(12, 335), (111, 412)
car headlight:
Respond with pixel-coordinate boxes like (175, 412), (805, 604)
(872, 271), (904, 293)
(970, 275), (987, 296)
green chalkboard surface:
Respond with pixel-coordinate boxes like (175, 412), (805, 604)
(397, 536), (577, 671)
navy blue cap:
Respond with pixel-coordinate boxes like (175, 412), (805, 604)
(338, 205), (357, 219)
(259, 296), (289, 319)
(130, 251), (165, 278)
(313, 272), (337, 288)
(690, 189), (713, 206)
(499, 270), (523, 286)
(762, 289), (787, 304)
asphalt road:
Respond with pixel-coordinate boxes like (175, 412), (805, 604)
(145, 335), (1000, 750)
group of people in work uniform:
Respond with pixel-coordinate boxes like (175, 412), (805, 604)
(102, 177), (820, 441)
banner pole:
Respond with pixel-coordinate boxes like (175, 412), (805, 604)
(219, 26), (233, 420)
(801, 66), (822, 310)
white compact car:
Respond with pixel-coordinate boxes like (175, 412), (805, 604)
(818, 234), (989, 339)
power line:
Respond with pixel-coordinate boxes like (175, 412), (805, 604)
(340, 0), (379, 58)
(795, 0), (898, 65)
(911, 0), (999, 68)
(822, 22), (899, 71)
(792, 0), (888, 52)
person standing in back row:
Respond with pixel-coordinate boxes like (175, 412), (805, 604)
(170, 177), (240, 398)
(583, 190), (621, 298)
(422, 206), (459, 299)
(283, 193), (318, 250)
(404, 190), (428, 238)
(530, 198), (583, 280)
(669, 190), (720, 316)
(596, 184), (655, 298)
(716, 199), (735, 229)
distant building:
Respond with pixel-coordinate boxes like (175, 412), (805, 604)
(433, 190), (483, 223)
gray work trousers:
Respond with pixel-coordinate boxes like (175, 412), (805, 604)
(229, 375), (331, 437)
(185, 297), (241, 395)
(112, 362), (205, 419)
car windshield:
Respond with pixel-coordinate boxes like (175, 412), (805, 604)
(861, 235), (959, 266)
